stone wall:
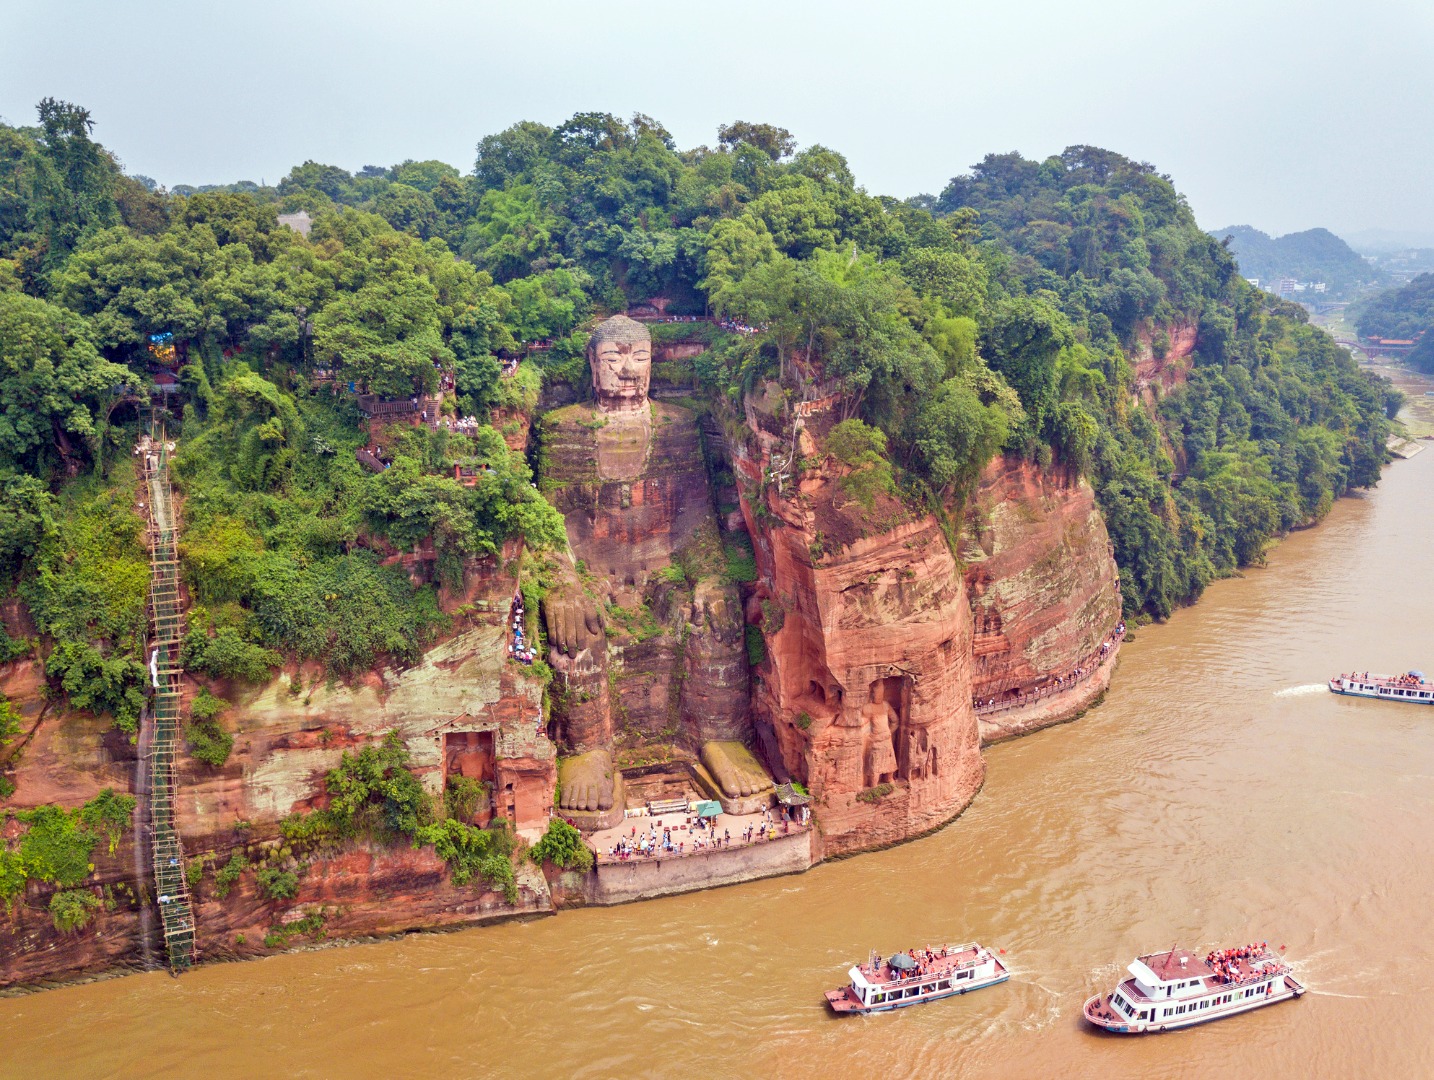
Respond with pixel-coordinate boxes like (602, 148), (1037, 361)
(587, 828), (813, 904)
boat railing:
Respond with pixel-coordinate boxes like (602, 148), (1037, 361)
(1336, 672), (1427, 687)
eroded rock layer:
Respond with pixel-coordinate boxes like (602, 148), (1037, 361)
(0, 548), (555, 990)
(962, 455), (1122, 723)
(731, 401), (985, 858)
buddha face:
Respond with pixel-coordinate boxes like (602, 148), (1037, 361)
(589, 335), (651, 411)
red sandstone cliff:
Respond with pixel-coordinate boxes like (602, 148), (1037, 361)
(962, 456), (1123, 742)
(730, 391), (985, 857)
(1132, 319), (1198, 394)
(0, 545), (555, 991)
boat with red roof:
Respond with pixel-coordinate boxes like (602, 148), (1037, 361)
(1084, 943), (1304, 1033)
(1329, 670), (1433, 705)
(824, 942), (1009, 1014)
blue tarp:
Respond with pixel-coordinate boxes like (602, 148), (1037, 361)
(694, 800), (722, 818)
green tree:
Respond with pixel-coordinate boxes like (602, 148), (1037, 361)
(0, 291), (135, 472)
(312, 269), (448, 397)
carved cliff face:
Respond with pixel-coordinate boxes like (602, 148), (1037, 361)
(731, 400), (986, 858)
(588, 315), (652, 413)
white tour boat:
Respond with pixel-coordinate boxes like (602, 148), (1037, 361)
(1084, 943), (1303, 1033)
(1328, 670), (1433, 705)
(825, 942), (1009, 1015)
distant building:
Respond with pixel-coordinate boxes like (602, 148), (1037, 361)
(1246, 277), (1260, 288)
(277, 210), (312, 237)
(1278, 277), (1299, 296)
(1312, 282), (1327, 294)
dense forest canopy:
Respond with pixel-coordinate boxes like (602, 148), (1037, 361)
(1355, 273), (1434, 372)
(0, 100), (1399, 734)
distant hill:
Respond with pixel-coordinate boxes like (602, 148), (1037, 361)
(1213, 225), (1386, 298)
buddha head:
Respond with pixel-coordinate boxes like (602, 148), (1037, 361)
(587, 315), (652, 412)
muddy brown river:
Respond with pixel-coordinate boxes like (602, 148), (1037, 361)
(4, 435), (1433, 1079)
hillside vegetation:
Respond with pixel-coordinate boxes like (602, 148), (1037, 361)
(1355, 273), (1434, 372)
(0, 102), (1400, 750)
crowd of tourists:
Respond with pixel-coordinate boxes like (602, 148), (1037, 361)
(1205, 943), (1282, 984)
(434, 414), (484, 433)
(879, 946), (967, 982)
(717, 317), (763, 336)
(509, 590), (535, 665)
(974, 621), (1126, 714)
(601, 804), (798, 862)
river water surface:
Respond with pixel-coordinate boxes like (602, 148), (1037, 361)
(4, 448), (1433, 1080)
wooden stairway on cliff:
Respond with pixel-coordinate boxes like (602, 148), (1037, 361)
(139, 417), (197, 973)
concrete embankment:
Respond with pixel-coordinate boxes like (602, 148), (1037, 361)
(547, 829), (815, 907)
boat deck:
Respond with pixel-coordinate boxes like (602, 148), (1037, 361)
(825, 944), (1007, 1014)
(861, 944), (986, 987)
(1124, 950), (1287, 1002)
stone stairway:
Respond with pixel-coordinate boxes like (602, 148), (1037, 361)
(139, 420), (196, 972)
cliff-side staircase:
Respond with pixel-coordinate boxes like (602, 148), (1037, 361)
(140, 418), (196, 972)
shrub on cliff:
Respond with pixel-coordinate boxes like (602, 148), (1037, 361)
(279, 731), (434, 850)
(182, 627), (281, 685)
(327, 732), (433, 838)
(19, 479), (149, 731)
(49, 888), (102, 932)
(255, 866), (299, 901)
(0, 696), (21, 749)
(0, 790), (137, 911)
(186, 688), (235, 768)
(444, 775), (488, 822)
(825, 419), (895, 510)
(527, 818), (592, 872)
(212, 852), (246, 899)
(418, 818), (518, 900)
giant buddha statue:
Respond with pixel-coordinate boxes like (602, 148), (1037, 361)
(540, 315), (770, 827)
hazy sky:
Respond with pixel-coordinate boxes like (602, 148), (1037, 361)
(4, 0), (1433, 240)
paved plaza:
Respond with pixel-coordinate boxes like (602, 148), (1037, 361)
(589, 805), (808, 864)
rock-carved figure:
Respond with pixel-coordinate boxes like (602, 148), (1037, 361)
(861, 681), (901, 788)
(588, 314), (652, 412)
(540, 315), (762, 823)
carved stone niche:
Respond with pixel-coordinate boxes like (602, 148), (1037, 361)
(442, 730), (495, 824)
(857, 673), (941, 786)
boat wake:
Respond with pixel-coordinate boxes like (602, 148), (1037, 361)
(1274, 684), (1328, 697)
